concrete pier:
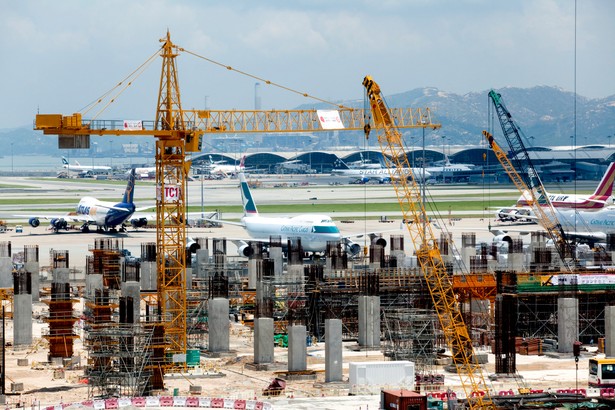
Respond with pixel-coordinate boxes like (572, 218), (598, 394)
(254, 317), (274, 364)
(325, 319), (343, 382)
(557, 297), (579, 354)
(358, 295), (380, 348)
(605, 305), (615, 358)
(208, 298), (230, 353)
(288, 325), (307, 372)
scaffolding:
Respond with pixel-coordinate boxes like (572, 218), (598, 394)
(42, 250), (79, 360)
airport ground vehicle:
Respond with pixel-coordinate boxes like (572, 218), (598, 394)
(589, 358), (615, 388)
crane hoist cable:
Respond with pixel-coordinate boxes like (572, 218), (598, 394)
(79, 47), (162, 121)
(181, 47), (352, 110)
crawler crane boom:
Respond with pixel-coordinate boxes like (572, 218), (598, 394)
(362, 76), (494, 409)
(487, 90), (575, 269)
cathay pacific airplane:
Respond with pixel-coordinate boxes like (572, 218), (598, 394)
(61, 156), (111, 176)
(208, 173), (366, 256)
(18, 169), (151, 233)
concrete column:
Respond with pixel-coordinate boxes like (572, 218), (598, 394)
(13, 294), (32, 346)
(140, 261), (157, 291)
(269, 246), (283, 277)
(24, 261), (40, 302)
(0, 257), (12, 288)
(194, 248), (210, 279)
(325, 319), (343, 382)
(605, 305), (615, 358)
(86, 274), (104, 300)
(121, 281), (141, 323)
(209, 298), (230, 353)
(358, 295), (380, 347)
(53, 268), (69, 284)
(286, 264), (304, 295)
(185, 267), (192, 290)
(288, 325), (307, 372)
(254, 317), (274, 364)
(248, 259), (258, 289)
(461, 247), (476, 273)
(557, 297), (579, 354)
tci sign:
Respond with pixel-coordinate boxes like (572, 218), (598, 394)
(157, 185), (181, 202)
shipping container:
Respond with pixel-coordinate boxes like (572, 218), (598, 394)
(349, 361), (415, 395)
(380, 389), (427, 410)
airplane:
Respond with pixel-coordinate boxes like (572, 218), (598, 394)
(496, 206), (615, 246)
(495, 162), (615, 222)
(207, 173), (367, 256)
(61, 156), (111, 177)
(204, 155), (246, 177)
(18, 169), (151, 233)
(344, 153), (382, 170)
(424, 157), (475, 182)
(126, 166), (156, 179)
(331, 166), (431, 184)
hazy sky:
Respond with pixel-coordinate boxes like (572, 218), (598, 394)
(1, 0), (613, 129)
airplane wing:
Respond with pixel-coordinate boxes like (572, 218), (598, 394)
(14, 213), (96, 223)
(94, 203), (134, 212)
(201, 216), (246, 228)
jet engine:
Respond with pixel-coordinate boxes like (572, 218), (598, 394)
(50, 218), (68, 231)
(238, 243), (254, 257)
(130, 217), (148, 228)
(186, 237), (201, 254)
(346, 241), (362, 256)
(372, 237), (387, 247)
(28, 217), (40, 228)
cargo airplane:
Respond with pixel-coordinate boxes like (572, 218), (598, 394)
(18, 169), (151, 233)
(207, 173), (372, 256)
(495, 162), (615, 222)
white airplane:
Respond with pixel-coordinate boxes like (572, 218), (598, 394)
(344, 153), (382, 170)
(425, 158), (475, 181)
(495, 162), (615, 222)
(127, 166), (156, 179)
(61, 156), (111, 176)
(205, 155), (246, 177)
(499, 206), (615, 246)
(207, 173), (366, 256)
(18, 169), (151, 233)
(331, 166), (431, 184)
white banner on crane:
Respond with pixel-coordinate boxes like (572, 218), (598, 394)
(316, 110), (344, 130)
(123, 120), (143, 131)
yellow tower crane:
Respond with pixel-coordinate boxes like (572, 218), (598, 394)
(33, 32), (441, 385)
(35, 32), (202, 375)
(362, 75), (495, 410)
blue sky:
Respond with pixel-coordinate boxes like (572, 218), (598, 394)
(1, 0), (613, 128)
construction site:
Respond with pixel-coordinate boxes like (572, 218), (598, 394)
(0, 32), (613, 410)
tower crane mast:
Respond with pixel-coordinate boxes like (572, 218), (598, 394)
(487, 90), (575, 269)
(362, 76), (494, 410)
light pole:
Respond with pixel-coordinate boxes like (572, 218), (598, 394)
(10, 143), (13, 175)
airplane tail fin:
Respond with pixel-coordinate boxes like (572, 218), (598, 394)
(61, 156), (69, 166)
(590, 162), (615, 199)
(239, 173), (258, 215)
(74, 160), (81, 166)
(240, 155), (246, 169)
(122, 169), (137, 204)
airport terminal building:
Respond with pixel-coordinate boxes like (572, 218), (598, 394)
(194, 144), (615, 182)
